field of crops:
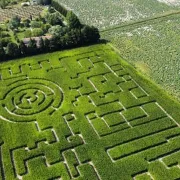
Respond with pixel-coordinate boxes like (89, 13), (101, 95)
(101, 13), (180, 100)
(55, 0), (180, 101)
(1, 44), (180, 179)
(0, 5), (43, 22)
(56, 0), (179, 29)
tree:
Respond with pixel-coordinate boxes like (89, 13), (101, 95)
(6, 42), (20, 58)
(8, 16), (21, 30)
(0, 42), (5, 61)
(27, 39), (37, 55)
(66, 11), (81, 29)
(42, 24), (51, 34)
(0, 0), (7, 9)
(30, 21), (42, 28)
(44, 38), (50, 52)
(42, 0), (51, 5)
(1, 37), (11, 47)
(39, 37), (45, 53)
(48, 25), (63, 36)
(32, 28), (44, 37)
(19, 41), (27, 55)
(24, 30), (32, 38)
(46, 12), (62, 26)
(49, 36), (58, 51)
(81, 25), (100, 43)
(69, 28), (81, 46)
(22, 19), (30, 28)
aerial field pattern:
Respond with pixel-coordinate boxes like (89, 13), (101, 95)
(1, 45), (180, 179)
(56, 0), (180, 29)
(56, 0), (180, 100)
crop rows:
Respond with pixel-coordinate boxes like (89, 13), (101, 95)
(56, 0), (179, 29)
(0, 6), (43, 22)
(0, 45), (180, 179)
(101, 13), (180, 101)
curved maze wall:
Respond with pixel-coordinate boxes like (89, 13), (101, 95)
(0, 46), (180, 179)
(1, 78), (63, 122)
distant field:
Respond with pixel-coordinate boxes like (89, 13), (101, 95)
(0, 5), (43, 22)
(1, 44), (180, 179)
(101, 13), (180, 100)
(56, 0), (179, 29)
(157, 0), (180, 6)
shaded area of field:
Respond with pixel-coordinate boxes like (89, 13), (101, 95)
(0, 44), (180, 179)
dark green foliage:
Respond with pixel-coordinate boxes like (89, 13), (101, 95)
(46, 12), (63, 26)
(0, 42), (5, 61)
(38, 37), (45, 53)
(0, 37), (11, 47)
(66, 11), (81, 29)
(6, 42), (20, 58)
(48, 25), (63, 36)
(0, 0), (7, 9)
(42, 0), (51, 5)
(30, 21), (42, 28)
(51, 0), (68, 17)
(44, 38), (50, 52)
(49, 36), (58, 51)
(0, 31), (10, 38)
(22, 19), (31, 28)
(24, 29), (32, 38)
(81, 25), (100, 43)
(32, 28), (44, 37)
(27, 39), (37, 55)
(8, 16), (21, 30)
(19, 41), (27, 56)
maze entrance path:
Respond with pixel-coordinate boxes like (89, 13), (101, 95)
(0, 44), (180, 180)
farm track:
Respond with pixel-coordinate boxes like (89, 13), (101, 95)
(101, 10), (180, 33)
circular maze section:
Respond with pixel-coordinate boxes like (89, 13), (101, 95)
(1, 78), (63, 122)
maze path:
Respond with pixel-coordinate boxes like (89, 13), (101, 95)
(0, 45), (180, 179)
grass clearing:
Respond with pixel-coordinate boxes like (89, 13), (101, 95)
(0, 44), (180, 179)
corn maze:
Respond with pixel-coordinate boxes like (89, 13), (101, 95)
(0, 45), (180, 179)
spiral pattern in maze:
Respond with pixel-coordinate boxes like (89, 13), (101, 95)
(1, 78), (63, 122)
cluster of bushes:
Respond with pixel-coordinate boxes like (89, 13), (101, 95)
(0, 1), (100, 61)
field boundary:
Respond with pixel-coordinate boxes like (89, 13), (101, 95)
(101, 10), (180, 33)
(107, 43), (180, 122)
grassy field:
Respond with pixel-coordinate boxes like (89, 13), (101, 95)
(56, 0), (180, 29)
(1, 44), (180, 179)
